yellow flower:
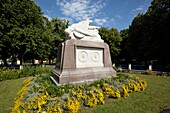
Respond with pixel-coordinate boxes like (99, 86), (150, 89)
(61, 89), (65, 93)
(47, 104), (62, 113)
(23, 110), (26, 113)
(11, 79), (32, 113)
(97, 84), (100, 87)
(64, 97), (80, 113)
(121, 84), (129, 98)
(51, 97), (58, 101)
(95, 89), (105, 104)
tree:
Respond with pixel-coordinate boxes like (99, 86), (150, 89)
(119, 29), (131, 63)
(127, 0), (170, 65)
(48, 18), (69, 64)
(0, 0), (48, 65)
(99, 27), (122, 63)
(128, 14), (148, 64)
(0, 0), (16, 65)
(146, 0), (170, 65)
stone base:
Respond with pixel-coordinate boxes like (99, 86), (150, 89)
(52, 39), (116, 85)
(52, 67), (116, 85)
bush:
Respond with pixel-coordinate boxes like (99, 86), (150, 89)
(144, 69), (154, 75)
(0, 68), (21, 81)
(0, 65), (54, 81)
(20, 65), (48, 76)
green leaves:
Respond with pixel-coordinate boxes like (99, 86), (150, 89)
(99, 27), (122, 62)
(127, 0), (170, 65)
(0, 0), (58, 64)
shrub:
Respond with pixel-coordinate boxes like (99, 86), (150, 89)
(0, 65), (54, 81)
(144, 69), (154, 75)
(0, 68), (21, 81)
(20, 65), (50, 77)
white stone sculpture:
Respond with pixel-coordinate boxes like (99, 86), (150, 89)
(65, 19), (104, 42)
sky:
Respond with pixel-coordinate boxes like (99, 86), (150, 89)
(35, 0), (152, 31)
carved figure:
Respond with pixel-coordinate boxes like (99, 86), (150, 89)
(65, 19), (104, 42)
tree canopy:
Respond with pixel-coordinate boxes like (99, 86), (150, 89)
(99, 27), (122, 63)
(118, 29), (130, 63)
(127, 0), (170, 65)
(0, 0), (45, 64)
(0, 0), (68, 65)
(48, 18), (69, 64)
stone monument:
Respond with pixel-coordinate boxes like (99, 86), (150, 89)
(51, 19), (116, 85)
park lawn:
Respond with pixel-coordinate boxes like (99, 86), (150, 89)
(0, 74), (170, 113)
(80, 74), (170, 113)
(0, 77), (28, 113)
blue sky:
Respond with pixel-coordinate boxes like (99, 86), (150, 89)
(35, 0), (152, 31)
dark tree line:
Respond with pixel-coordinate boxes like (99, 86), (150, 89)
(120, 0), (170, 65)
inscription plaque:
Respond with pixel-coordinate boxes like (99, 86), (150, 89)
(76, 47), (104, 68)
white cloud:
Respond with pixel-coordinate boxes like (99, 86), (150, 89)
(94, 18), (115, 27)
(44, 15), (52, 21)
(136, 6), (144, 11)
(131, 5), (144, 13)
(116, 15), (122, 19)
(94, 18), (107, 26)
(56, 0), (106, 21)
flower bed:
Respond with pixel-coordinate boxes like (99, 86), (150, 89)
(12, 74), (147, 113)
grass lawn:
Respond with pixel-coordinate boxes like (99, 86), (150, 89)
(0, 77), (28, 113)
(0, 74), (170, 113)
(80, 74), (170, 113)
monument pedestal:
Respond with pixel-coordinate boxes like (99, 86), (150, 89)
(51, 39), (116, 85)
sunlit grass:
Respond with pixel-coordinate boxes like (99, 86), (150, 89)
(0, 77), (28, 113)
(1, 74), (170, 113)
(80, 74), (170, 113)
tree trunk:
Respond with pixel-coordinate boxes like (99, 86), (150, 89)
(49, 57), (51, 65)
(40, 59), (43, 64)
(2, 58), (7, 66)
(11, 57), (15, 65)
(32, 59), (34, 65)
(20, 58), (22, 65)
(19, 54), (23, 65)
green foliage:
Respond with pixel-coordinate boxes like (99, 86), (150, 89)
(0, 0), (55, 65)
(118, 29), (131, 63)
(0, 68), (21, 81)
(12, 73), (147, 113)
(0, 65), (54, 81)
(20, 65), (53, 77)
(117, 73), (128, 77)
(48, 18), (69, 61)
(112, 66), (118, 72)
(99, 27), (122, 62)
(127, 0), (170, 65)
(35, 73), (146, 98)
